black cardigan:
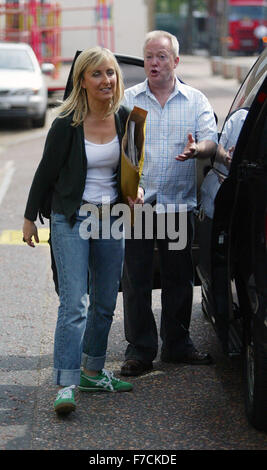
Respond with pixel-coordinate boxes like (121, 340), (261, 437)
(24, 105), (130, 224)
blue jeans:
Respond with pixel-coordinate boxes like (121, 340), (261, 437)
(51, 209), (124, 386)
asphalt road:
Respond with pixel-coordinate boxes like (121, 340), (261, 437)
(0, 55), (267, 453)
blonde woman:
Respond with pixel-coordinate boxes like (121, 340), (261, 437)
(23, 47), (137, 415)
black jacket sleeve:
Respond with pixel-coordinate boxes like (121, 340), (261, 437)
(24, 116), (73, 221)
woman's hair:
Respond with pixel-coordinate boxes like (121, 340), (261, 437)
(143, 30), (179, 58)
(55, 46), (124, 126)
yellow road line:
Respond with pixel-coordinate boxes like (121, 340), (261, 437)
(0, 229), (50, 245)
(0, 161), (15, 206)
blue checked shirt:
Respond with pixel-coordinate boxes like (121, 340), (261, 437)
(123, 77), (218, 212)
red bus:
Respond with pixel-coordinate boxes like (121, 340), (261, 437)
(228, 0), (267, 52)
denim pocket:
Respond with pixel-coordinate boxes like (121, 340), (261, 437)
(51, 211), (67, 223)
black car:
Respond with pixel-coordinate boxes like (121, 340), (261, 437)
(63, 49), (267, 431)
(197, 48), (267, 431)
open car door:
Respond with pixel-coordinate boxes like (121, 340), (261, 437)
(197, 49), (267, 431)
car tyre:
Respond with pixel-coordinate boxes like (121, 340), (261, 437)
(32, 112), (46, 128)
(243, 319), (267, 431)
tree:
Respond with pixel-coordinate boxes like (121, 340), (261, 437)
(185, 0), (194, 54)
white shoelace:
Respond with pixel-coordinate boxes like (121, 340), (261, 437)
(88, 369), (117, 391)
(57, 385), (75, 399)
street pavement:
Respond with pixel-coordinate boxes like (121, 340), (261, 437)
(0, 54), (267, 454)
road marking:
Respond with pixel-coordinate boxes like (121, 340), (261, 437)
(0, 229), (49, 245)
(0, 161), (15, 206)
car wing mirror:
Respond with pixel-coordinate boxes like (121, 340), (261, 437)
(41, 63), (55, 75)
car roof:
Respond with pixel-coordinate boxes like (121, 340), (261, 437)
(0, 42), (32, 50)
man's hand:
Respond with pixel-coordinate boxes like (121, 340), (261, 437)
(223, 145), (234, 169)
(127, 187), (144, 209)
(216, 144), (234, 169)
(22, 218), (39, 247)
(176, 133), (198, 161)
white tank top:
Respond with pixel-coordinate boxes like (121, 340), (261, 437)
(82, 135), (120, 204)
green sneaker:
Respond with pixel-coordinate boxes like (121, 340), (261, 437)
(79, 369), (133, 392)
(54, 385), (76, 414)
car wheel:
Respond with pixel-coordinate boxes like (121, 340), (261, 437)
(21, 117), (32, 129)
(243, 319), (267, 431)
(32, 112), (46, 128)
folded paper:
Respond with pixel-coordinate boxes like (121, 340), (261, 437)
(121, 106), (147, 224)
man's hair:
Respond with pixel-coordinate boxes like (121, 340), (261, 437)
(143, 30), (179, 58)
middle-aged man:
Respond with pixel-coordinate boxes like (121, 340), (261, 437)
(120, 30), (218, 377)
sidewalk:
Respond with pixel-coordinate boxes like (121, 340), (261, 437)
(210, 54), (258, 82)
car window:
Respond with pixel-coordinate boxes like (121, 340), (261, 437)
(229, 49), (267, 115)
(242, 98), (267, 165)
(118, 62), (146, 89)
(259, 113), (267, 164)
(229, 5), (266, 20)
(0, 49), (34, 71)
(213, 49), (267, 175)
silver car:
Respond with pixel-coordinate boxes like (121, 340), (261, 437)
(0, 42), (51, 128)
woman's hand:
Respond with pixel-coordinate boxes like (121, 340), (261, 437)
(22, 218), (39, 247)
(127, 187), (144, 209)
